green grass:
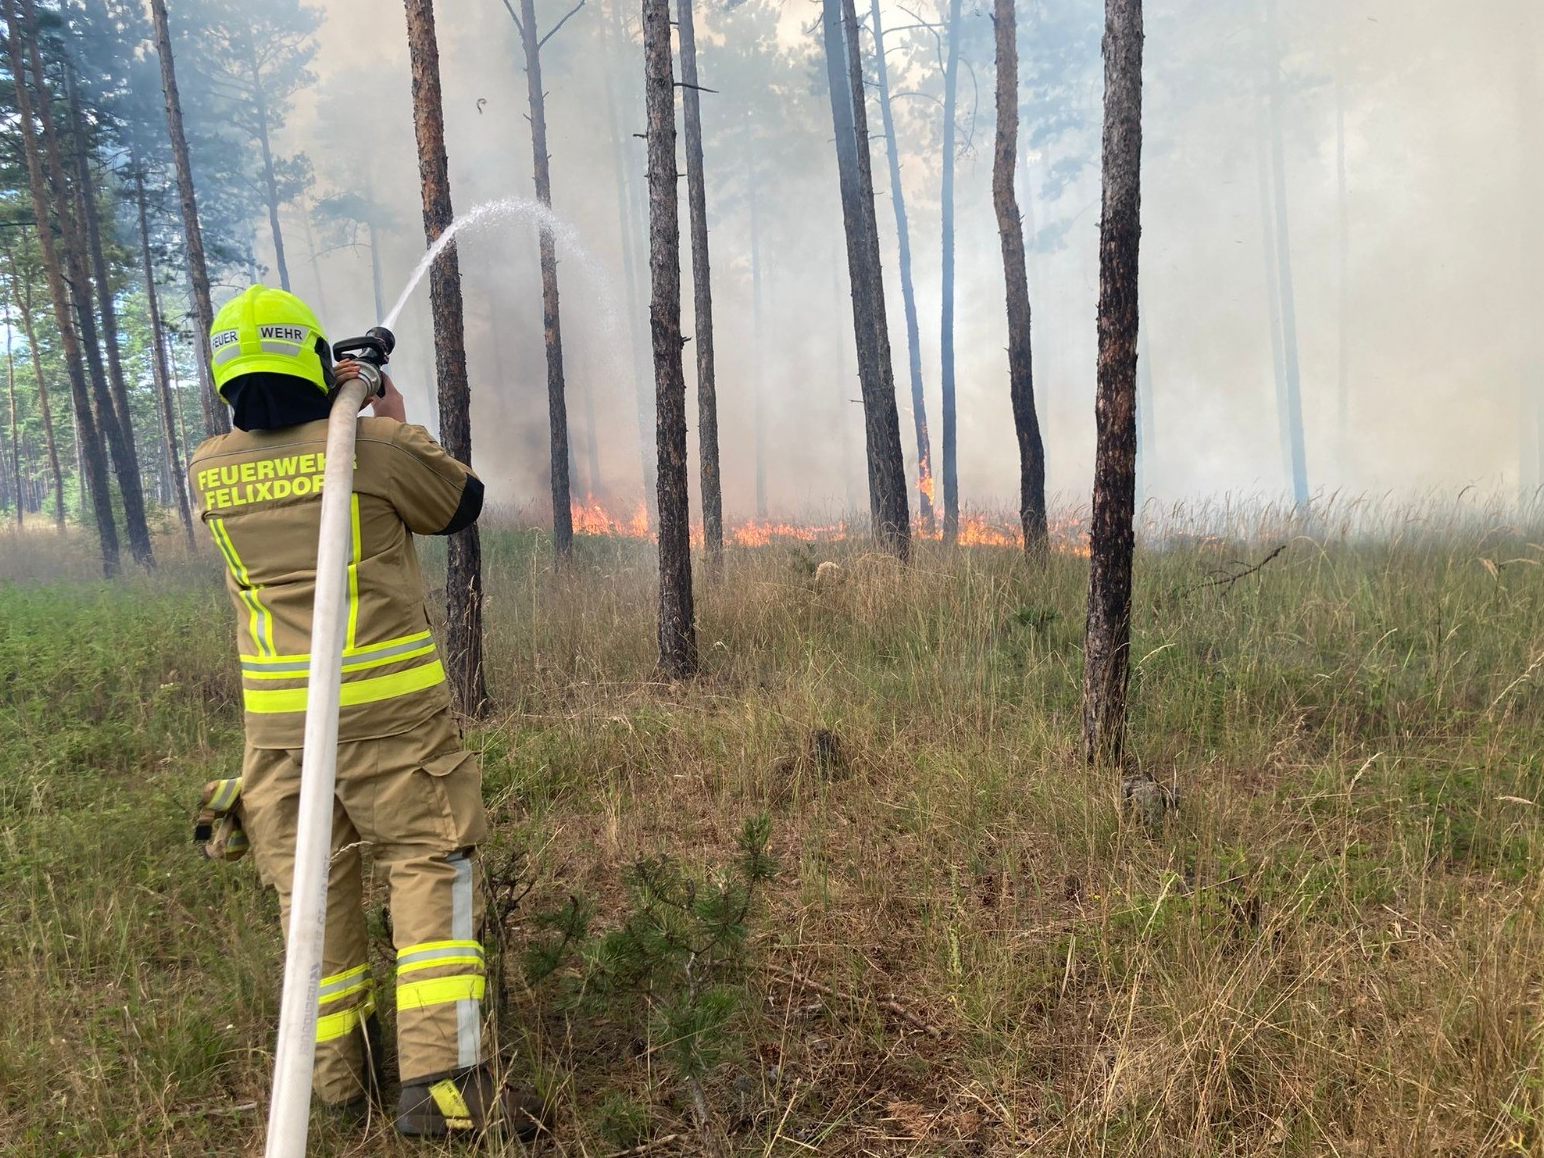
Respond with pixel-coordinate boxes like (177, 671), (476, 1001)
(2, 509), (1543, 1155)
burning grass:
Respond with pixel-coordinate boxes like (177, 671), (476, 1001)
(2, 501), (1544, 1154)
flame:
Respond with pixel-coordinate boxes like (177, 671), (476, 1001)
(919, 471), (936, 505)
(567, 496), (1090, 556)
(571, 496), (649, 538)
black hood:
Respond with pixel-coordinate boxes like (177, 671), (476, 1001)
(225, 373), (334, 432)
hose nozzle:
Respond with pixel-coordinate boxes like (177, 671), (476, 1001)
(331, 327), (396, 397)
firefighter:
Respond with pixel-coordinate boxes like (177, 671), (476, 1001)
(189, 285), (540, 1139)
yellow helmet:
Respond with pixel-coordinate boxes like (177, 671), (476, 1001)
(209, 285), (332, 401)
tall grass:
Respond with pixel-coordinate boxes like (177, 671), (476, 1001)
(1, 501), (1541, 1154)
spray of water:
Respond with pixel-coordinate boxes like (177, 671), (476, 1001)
(381, 197), (621, 350)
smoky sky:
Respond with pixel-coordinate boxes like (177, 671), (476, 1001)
(258, 0), (1543, 519)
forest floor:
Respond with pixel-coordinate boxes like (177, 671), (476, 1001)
(3, 506), (1543, 1156)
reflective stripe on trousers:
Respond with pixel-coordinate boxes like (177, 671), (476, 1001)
(316, 962), (375, 1044)
(394, 854), (483, 1069)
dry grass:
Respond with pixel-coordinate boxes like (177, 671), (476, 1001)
(2, 501), (1543, 1155)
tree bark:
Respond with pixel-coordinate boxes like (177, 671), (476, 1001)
(150, 0), (227, 438)
(939, 0), (962, 543)
(6, 249), (66, 530)
(822, 0), (910, 560)
(136, 166), (196, 547)
(2, 0), (118, 573)
(27, 5), (154, 567)
(643, 0), (697, 678)
(992, 0), (1047, 554)
(677, 0), (722, 569)
(1263, 0), (1307, 508)
(1082, 0), (1142, 769)
(871, 0), (934, 532)
(512, 0), (574, 560)
(405, 0), (489, 715)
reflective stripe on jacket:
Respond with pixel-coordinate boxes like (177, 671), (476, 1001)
(190, 416), (478, 749)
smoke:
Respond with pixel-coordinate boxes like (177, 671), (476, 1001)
(255, 0), (1541, 519)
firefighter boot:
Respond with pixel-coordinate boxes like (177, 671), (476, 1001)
(394, 1065), (547, 1141)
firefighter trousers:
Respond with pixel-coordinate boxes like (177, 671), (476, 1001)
(241, 709), (490, 1106)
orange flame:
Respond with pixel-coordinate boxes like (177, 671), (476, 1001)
(567, 497), (1090, 556)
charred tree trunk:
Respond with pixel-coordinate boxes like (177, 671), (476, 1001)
(149, 0), (226, 438)
(3, 0), (118, 573)
(6, 249), (65, 530)
(871, 0), (934, 531)
(1082, 0), (1142, 769)
(678, 0), (722, 569)
(1263, 0), (1307, 508)
(28, 10), (153, 567)
(136, 167), (195, 546)
(992, 0), (1047, 554)
(508, 0), (574, 560)
(939, 0), (961, 543)
(822, 0), (910, 560)
(643, 0), (697, 678)
(405, 0), (489, 714)
(603, 0), (657, 517)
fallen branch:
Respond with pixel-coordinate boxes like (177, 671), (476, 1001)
(604, 1133), (685, 1157)
(767, 964), (943, 1039)
(1185, 543), (1287, 595)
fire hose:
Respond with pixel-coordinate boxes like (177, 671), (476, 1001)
(264, 327), (394, 1157)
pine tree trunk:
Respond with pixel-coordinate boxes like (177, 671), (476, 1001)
(248, 63), (292, 293)
(405, 0), (489, 715)
(2, 0), (118, 574)
(136, 167), (196, 547)
(993, 0), (1047, 554)
(678, 0), (722, 569)
(27, 7), (154, 567)
(514, 0), (574, 560)
(7, 251), (66, 530)
(643, 0), (697, 678)
(1082, 0), (1143, 769)
(822, 0), (910, 560)
(1263, 0), (1307, 508)
(5, 322), (20, 530)
(871, 0), (934, 532)
(149, 0), (226, 438)
(939, 0), (961, 543)
(65, 66), (134, 449)
(676, 0), (722, 571)
(603, 0), (657, 517)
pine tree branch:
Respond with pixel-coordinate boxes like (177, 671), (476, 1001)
(538, 0), (586, 49)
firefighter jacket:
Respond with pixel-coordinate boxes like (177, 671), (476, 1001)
(190, 416), (481, 749)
